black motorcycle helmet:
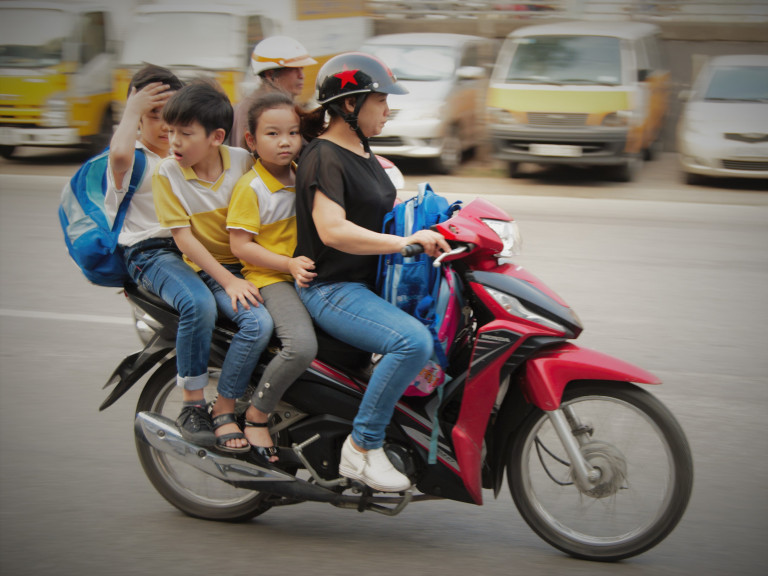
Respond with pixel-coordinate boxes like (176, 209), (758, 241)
(315, 52), (407, 147)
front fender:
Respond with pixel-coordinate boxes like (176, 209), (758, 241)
(523, 343), (661, 411)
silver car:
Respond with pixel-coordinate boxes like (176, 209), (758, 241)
(360, 33), (496, 174)
(677, 54), (768, 184)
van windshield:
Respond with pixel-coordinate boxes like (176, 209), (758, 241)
(362, 44), (456, 81)
(503, 35), (622, 85)
(0, 9), (72, 68)
(122, 12), (243, 69)
(702, 66), (768, 102)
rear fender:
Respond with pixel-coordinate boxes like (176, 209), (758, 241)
(100, 334), (173, 411)
(522, 342), (661, 411)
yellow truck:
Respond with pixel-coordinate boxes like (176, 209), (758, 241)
(0, 2), (117, 159)
(113, 1), (372, 111)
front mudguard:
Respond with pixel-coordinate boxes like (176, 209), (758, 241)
(100, 333), (174, 411)
(490, 342), (661, 496)
(522, 342), (661, 411)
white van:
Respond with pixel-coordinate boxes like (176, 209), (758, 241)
(487, 21), (669, 181)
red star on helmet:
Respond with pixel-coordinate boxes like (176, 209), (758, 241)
(334, 65), (359, 89)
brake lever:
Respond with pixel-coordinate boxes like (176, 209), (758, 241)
(433, 245), (469, 268)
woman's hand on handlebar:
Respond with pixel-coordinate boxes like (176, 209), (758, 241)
(403, 229), (450, 258)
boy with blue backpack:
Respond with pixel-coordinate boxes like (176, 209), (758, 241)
(103, 66), (225, 447)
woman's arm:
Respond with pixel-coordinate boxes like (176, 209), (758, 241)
(312, 189), (450, 257)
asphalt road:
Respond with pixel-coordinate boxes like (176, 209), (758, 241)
(0, 151), (767, 575)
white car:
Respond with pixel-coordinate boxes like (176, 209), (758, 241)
(360, 33), (497, 174)
(677, 54), (768, 184)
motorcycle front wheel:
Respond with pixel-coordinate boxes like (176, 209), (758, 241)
(135, 359), (272, 522)
(508, 381), (693, 561)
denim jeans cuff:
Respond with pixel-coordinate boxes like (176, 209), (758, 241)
(177, 372), (208, 391)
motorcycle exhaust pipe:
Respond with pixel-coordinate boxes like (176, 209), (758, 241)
(134, 411), (346, 503)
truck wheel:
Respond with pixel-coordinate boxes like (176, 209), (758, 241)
(0, 146), (16, 159)
(613, 155), (641, 182)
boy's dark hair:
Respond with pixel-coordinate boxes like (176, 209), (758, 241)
(162, 79), (233, 139)
(128, 64), (183, 96)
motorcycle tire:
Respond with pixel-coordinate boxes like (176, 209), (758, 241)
(135, 358), (273, 522)
(507, 381), (693, 561)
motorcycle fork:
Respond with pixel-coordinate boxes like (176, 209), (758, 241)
(546, 407), (601, 490)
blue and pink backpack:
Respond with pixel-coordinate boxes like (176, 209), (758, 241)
(377, 183), (464, 462)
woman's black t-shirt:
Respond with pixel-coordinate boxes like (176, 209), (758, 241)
(295, 138), (396, 287)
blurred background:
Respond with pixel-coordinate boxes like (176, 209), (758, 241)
(0, 0), (768, 183)
(1, 0), (766, 181)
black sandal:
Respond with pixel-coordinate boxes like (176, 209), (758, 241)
(212, 413), (250, 454)
(245, 420), (279, 461)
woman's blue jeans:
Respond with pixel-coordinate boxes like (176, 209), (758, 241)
(123, 238), (215, 391)
(298, 282), (433, 450)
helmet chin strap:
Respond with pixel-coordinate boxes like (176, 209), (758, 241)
(329, 93), (371, 152)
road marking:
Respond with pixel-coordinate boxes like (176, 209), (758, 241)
(0, 309), (133, 325)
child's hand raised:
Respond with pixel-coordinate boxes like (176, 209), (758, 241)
(289, 256), (317, 288)
(125, 82), (174, 117)
(223, 276), (264, 312)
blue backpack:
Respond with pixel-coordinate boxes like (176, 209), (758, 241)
(377, 182), (461, 316)
(58, 148), (147, 287)
(377, 183), (463, 463)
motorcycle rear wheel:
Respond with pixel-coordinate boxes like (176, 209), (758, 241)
(135, 359), (272, 522)
(508, 381), (693, 561)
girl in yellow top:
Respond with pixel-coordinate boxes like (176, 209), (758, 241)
(227, 91), (318, 462)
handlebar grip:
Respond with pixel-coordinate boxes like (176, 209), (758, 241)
(401, 244), (425, 257)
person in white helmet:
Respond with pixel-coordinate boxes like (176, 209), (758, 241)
(230, 36), (317, 149)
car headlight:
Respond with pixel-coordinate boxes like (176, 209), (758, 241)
(481, 218), (522, 257)
(41, 95), (69, 127)
(485, 287), (566, 333)
(488, 107), (519, 125)
(602, 110), (632, 127)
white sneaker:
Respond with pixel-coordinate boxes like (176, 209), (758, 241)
(339, 435), (411, 492)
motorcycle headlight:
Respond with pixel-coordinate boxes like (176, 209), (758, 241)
(485, 287), (566, 333)
(481, 218), (522, 257)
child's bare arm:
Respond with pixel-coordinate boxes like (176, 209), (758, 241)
(230, 229), (316, 287)
(172, 227), (263, 311)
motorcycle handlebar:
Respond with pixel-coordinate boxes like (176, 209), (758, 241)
(401, 244), (425, 257)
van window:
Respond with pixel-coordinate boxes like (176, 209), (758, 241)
(503, 35), (622, 85)
(0, 8), (71, 67)
(81, 12), (106, 64)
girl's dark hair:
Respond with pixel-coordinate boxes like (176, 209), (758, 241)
(299, 96), (356, 141)
(128, 64), (183, 96)
(246, 90), (296, 136)
(298, 106), (329, 142)
(162, 79), (233, 138)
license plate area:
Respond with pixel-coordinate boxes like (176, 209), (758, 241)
(530, 143), (583, 157)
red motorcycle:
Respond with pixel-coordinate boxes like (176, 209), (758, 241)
(104, 197), (692, 562)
